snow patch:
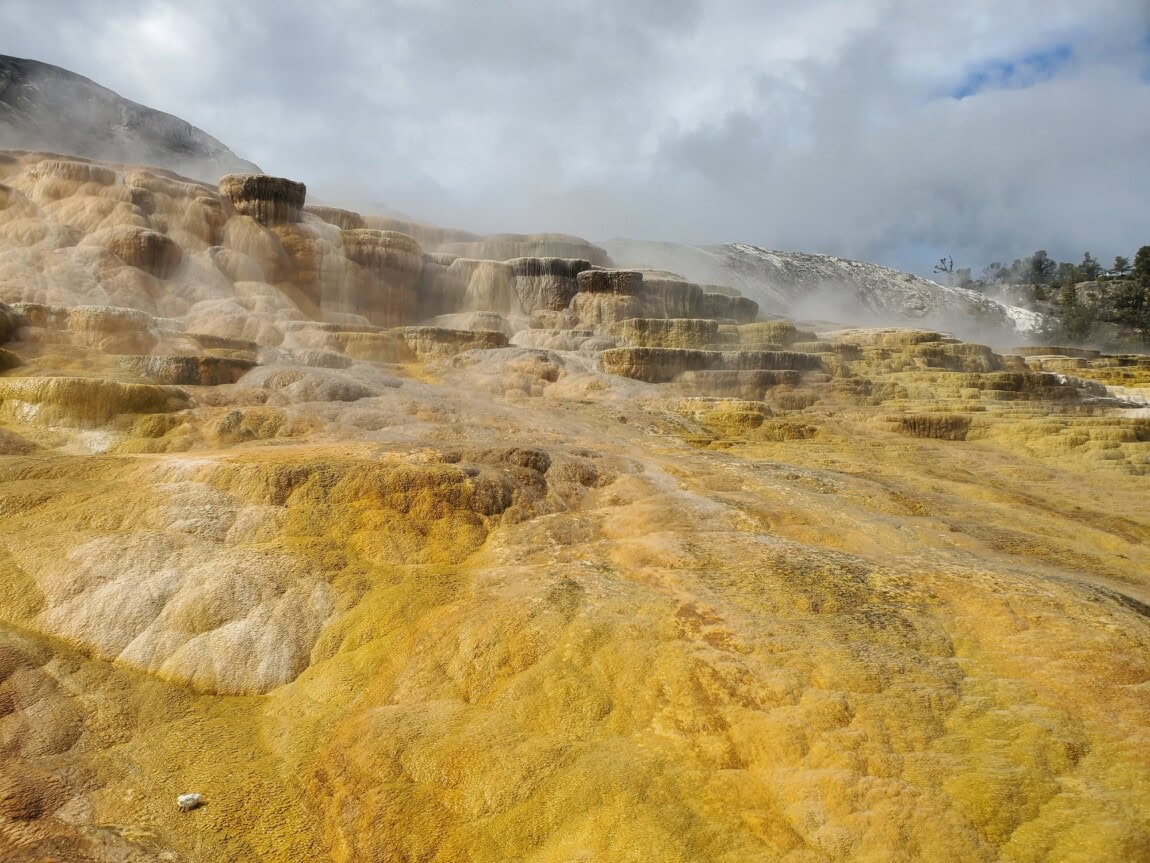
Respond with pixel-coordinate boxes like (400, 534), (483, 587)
(1000, 304), (1045, 334)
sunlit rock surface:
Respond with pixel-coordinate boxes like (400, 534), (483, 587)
(0, 150), (1147, 863)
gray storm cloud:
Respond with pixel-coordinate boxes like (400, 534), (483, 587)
(1, 0), (1147, 275)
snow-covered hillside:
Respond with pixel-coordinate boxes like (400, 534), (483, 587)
(603, 238), (1045, 343)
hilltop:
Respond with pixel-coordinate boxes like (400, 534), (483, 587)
(0, 54), (260, 180)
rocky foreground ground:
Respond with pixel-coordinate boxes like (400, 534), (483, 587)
(0, 151), (1147, 862)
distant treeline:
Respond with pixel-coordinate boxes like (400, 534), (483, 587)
(934, 246), (1150, 346)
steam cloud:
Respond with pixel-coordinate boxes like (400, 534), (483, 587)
(1, 0), (1147, 275)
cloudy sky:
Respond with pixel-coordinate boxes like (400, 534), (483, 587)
(2, 0), (1148, 275)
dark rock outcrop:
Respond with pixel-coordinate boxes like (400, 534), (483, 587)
(576, 270), (643, 296)
(509, 257), (591, 313)
(891, 413), (973, 440)
(219, 174), (307, 225)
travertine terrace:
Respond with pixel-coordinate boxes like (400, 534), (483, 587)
(0, 152), (1147, 862)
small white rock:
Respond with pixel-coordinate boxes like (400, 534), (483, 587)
(177, 793), (204, 812)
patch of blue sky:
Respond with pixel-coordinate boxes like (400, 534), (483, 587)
(1141, 27), (1150, 83)
(949, 42), (1074, 100)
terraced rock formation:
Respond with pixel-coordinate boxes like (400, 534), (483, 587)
(0, 151), (1147, 863)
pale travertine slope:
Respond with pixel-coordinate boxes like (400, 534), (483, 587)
(0, 150), (1148, 863)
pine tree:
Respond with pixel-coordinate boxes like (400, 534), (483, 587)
(1134, 246), (1150, 286)
(1057, 282), (1096, 342)
(1027, 250), (1056, 284)
(1080, 251), (1101, 280)
(1114, 246), (1150, 344)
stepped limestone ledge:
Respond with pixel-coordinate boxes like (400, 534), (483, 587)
(438, 232), (614, 267)
(92, 223), (184, 278)
(612, 318), (720, 349)
(0, 376), (189, 426)
(0, 149), (1146, 862)
(304, 204), (366, 230)
(601, 347), (824, 383)
(335, 229), (424, 325)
